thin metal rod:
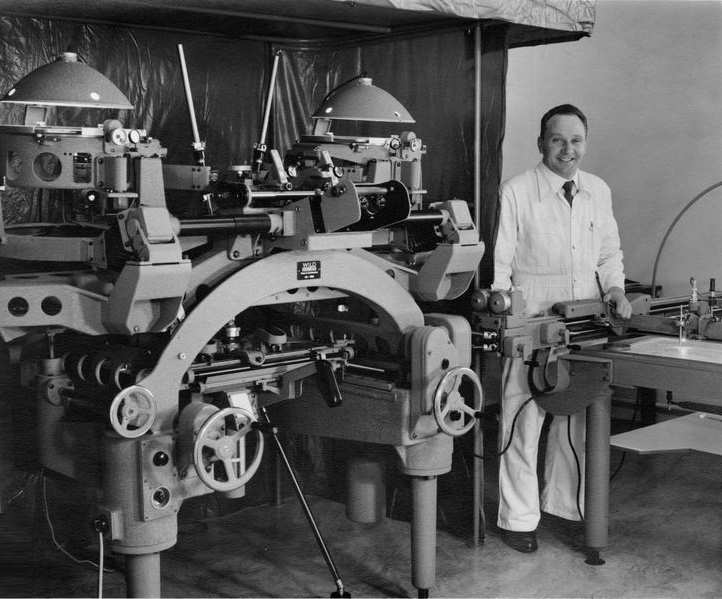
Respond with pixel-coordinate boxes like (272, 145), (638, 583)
(472, 21), (482, 291)
(177, 44), (201, 147)
(178, 216), (272, 235)
(473, 415), (485, 546)
(403, 210), (444, 225)
(250, 190), (315, 198)
(261, 407), (346, 595)
(472, 24), (485, 547)
(259, 51), (282, 149)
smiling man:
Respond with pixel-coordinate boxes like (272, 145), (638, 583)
(492, 104), (632, 553)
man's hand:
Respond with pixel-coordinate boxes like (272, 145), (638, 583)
(604, 286), (632, 319)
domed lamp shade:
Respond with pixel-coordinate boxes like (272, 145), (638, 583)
(312, 77), (414, 123)
(1, 52), (133, 110)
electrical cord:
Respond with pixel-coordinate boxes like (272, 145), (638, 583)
(650, 180), (722, 295)
(610, 394), (640, 481)
(566, 415), (584, 522)
(41, 473), (113, 573)
(496, 397), (535, 457)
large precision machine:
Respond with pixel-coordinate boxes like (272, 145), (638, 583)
(0, 50), (484, 597)
(471, 277), (722, 563)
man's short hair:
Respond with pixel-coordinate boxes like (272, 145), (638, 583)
(539, 104), (588, 138)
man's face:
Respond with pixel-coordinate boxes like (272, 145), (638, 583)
(537, 114), (587, 179)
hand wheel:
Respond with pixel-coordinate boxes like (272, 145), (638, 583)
(109, 385), (156, 438)
(193, 406), (264, 492)
(433, 367), (483, 437)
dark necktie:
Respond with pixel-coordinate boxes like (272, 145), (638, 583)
(562, 180), (575, 205)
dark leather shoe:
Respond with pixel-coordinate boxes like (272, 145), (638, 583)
(500, 529), (538, 553)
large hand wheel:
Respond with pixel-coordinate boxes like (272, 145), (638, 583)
(433, 367), (483, 437)
(109, 385), (156, 438)
(193, 406), (264, 492)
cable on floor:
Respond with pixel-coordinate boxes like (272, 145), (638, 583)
(41, 473), (113, 573)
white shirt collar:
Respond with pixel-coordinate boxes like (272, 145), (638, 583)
(538, 161), (579, 193)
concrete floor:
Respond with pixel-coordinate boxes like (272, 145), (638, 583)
(1, 419), (721, 598)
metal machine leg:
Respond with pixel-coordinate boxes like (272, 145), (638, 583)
(411, 475), (437, 598)
(125, 553), (161, 598)
(584, 393), (611, 565)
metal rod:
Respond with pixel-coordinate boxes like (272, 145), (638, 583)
(250, 190), (316, 198)
(178, 216), (272, 235)
(254, 51), (282, 172)
(259, 51), (282, 151)
(403, 210), (444, 225)
(355, 186), (389, 195)
(473, 415), (485, 546)
(260, 407), (347, 596)
(177, 44), (202, 148)
(472, 21), (482, 290)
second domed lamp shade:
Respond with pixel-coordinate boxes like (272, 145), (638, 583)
(312, 77), (414, 123)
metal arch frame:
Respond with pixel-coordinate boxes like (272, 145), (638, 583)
(136, 249), (425, 430)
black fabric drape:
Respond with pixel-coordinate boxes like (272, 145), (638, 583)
(478, 24), (509, 287)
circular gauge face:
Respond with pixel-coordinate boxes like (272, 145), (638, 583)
(110, 128), (128, 145)
(286, 165), (298, 178)
(33, 152), (62, 182)
(409, 138), (422, 152)
(128, 129), (141, 144)
(389, 138), (401, 150)
(333, 166), (344, 178)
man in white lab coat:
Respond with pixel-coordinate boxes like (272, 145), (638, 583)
(492, 104), (632, 553)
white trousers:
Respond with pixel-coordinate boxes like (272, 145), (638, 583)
(497, 357), (586, 532)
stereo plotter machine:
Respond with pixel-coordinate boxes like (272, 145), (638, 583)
(0, 50), (484, 598)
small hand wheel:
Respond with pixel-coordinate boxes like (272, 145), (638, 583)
(193, 407), (264, 492)
(109, 385), (156, 438)
(433, 367), (483, 437)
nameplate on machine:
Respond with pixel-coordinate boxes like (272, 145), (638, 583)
(297, 260), (321, 280)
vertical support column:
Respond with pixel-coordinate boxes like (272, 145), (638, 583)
(411, 475), (437, 598)
(473, 419), (485, 546)
(471, 22), (486, 550)
(472, 20), (482, 281)
(125, 553), (161, 598)
(584, 391), (611, 565)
